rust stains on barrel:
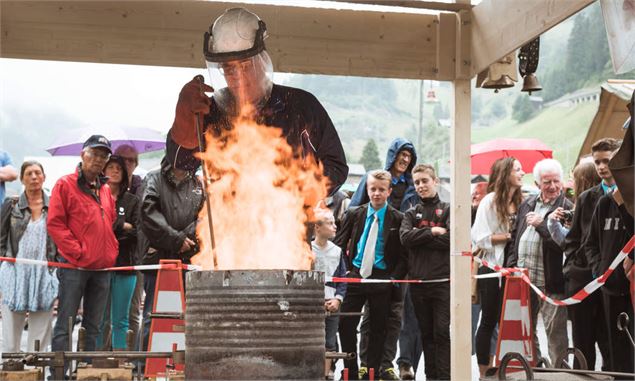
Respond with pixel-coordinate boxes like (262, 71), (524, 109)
(185, 270), (325, 380)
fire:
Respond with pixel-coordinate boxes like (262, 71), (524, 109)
(191, 108), (329, 271)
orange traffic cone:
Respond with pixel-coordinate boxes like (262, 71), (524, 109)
(145, 259), (186, 378)
(495, 269), (536, 370)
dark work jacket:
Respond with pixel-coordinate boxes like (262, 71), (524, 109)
(333, 203), (407, 280)
(399, 194), (450, 280)
(585, 194), (634, 296)
(506, 193), (573, 294)
(140, 158), (204, 266)
(563, 184), (604, 295)
(113, 191), (140, 269)
(0, 192), (57, 270)
(167, 84), (348, 195)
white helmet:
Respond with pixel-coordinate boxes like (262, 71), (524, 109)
(204, 8), (273, 115)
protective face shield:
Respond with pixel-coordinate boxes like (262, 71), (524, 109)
(204, 8), (274, 115)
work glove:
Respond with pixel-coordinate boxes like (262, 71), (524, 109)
(170, 76), (215, 149)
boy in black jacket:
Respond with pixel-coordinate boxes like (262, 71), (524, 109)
(334, 170), (407, 380)
(399, 164), (451, 380)
(585, 188), (634, 373)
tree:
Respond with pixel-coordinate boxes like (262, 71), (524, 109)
(512, 95), (535, 123)
(490, 98), (507, 119)
(359, 139), (382, 171)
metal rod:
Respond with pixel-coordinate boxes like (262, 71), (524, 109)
(193, 74), (218, 269)
(2, 351), (179, 360)
(504, 366), (635, 379)
(149, 313), (185, 320)
(325, 351), (356, 360)
(326, 312), (364, 317)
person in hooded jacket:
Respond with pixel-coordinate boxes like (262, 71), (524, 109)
(138, 152), (204, 354)
(97, 155), (140, 351)
(400, 164), (451, 380)
(349, 137), (421, 379)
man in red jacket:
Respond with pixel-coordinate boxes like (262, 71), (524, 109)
(47, 135), (118, 361)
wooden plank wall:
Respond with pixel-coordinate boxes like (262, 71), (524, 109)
(1, 1), (453, 80)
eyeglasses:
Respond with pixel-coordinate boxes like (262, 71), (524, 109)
(220, 59), (255, 77)
(88, 149), (111, 160)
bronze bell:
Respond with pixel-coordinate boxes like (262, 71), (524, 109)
(481, 74), (515, 93)
(521, 73), (542, 95)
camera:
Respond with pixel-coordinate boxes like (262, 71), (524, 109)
(561, 210), (573, 224)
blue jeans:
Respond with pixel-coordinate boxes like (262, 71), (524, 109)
(397, 285), (423, 370)
(52, 268), (111, 352)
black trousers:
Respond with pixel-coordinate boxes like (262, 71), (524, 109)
(338, 269), (393, 379)
(567, 290), (610, 370)
(602, 291), (634, 373)
(410, 282), (451, 380)
(475, 266), (503, 366)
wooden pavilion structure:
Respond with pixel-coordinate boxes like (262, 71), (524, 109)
(1, 1), (595, 378)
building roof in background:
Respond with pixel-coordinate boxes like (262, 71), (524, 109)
(578, 79), (634, 160)
(347, 163), (366, 176)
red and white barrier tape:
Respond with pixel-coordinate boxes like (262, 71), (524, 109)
(326, 276), (450, 284)
(474, 236), (635, 306)
(0, 257), (201, 272)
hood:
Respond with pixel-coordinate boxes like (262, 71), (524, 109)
(384, 138), (417, 178)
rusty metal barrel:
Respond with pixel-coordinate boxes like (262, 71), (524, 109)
(185, 270), (325, 380)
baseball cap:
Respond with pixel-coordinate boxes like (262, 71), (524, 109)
(83, 135), (112, 153)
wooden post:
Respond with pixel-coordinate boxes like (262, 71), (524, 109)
(450, 8), (472, 381)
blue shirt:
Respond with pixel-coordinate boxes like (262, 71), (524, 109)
(0, 151), (14, 205)
(391, 174), (406, 186)
(353, 203), (388, 270)
(601, 181), (616, 195)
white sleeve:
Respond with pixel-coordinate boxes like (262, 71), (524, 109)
(471, 193), (495, 250)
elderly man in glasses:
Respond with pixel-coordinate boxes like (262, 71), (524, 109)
(47, 135), (118, 370)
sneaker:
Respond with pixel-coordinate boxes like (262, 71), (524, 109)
(358, 366), (368, 380)
(399, 363), (415, 380)
(379, 367), (400, 380)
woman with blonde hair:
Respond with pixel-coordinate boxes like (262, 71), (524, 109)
(471, 157), (525, 376)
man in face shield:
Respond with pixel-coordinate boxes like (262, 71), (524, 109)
(168, 7), (348, 194)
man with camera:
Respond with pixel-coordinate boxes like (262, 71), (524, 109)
(506, 158), (572, 365)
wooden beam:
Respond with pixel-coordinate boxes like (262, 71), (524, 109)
(450, 1), (472, 379)
(0, 1), (447, 80)
(470, 0), (595, 76)
(327, 0), (473, 12)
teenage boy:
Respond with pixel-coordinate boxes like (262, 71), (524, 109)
(311, 209), (347, 380)
(564, 138), (621, 369)
(399, 164), (451, 380)
(334, 170), (407, 380)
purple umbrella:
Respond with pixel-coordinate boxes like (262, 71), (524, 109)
(46, 126), (166, 155)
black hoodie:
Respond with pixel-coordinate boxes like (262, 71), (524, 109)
(399, 194), (451, 280)
(585, 193), (635, 296)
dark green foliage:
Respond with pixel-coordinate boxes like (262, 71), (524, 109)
(359, 139), (382, 171)
(512, 95), (536, 122)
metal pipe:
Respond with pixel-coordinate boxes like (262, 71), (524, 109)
(193, 74), (218, 269)
(505, 366), (635, 379)
(326, 312), (363, 317)
(325, 351), (355, 360)
(2, 351), (180, 360)
(149, 313), (184, 320)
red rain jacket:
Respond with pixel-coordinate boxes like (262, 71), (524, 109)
(47, 167), (118, 269)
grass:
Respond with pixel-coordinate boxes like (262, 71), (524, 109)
(472, 102), (599, 174)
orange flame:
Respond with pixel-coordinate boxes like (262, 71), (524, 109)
(191, 108), (329, 271)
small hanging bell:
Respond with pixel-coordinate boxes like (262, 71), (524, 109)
(521, 73), (542, 95)
(481, 74), (515, 93)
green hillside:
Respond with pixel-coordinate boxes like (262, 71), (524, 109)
(472, 102), (598, 174)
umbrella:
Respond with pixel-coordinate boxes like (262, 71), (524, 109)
(471, 138), (553, 175)
(46, 126), (166, 156)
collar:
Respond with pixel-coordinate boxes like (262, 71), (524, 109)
(418, 193), (440, 204)
(538, 192), (559, 206)
(391, 174), (406, 185)
(17, 191), (49, 210)
(601, 181), (617, 195)
(367, 202), (388, 220)
(77, 163), (106, 192)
